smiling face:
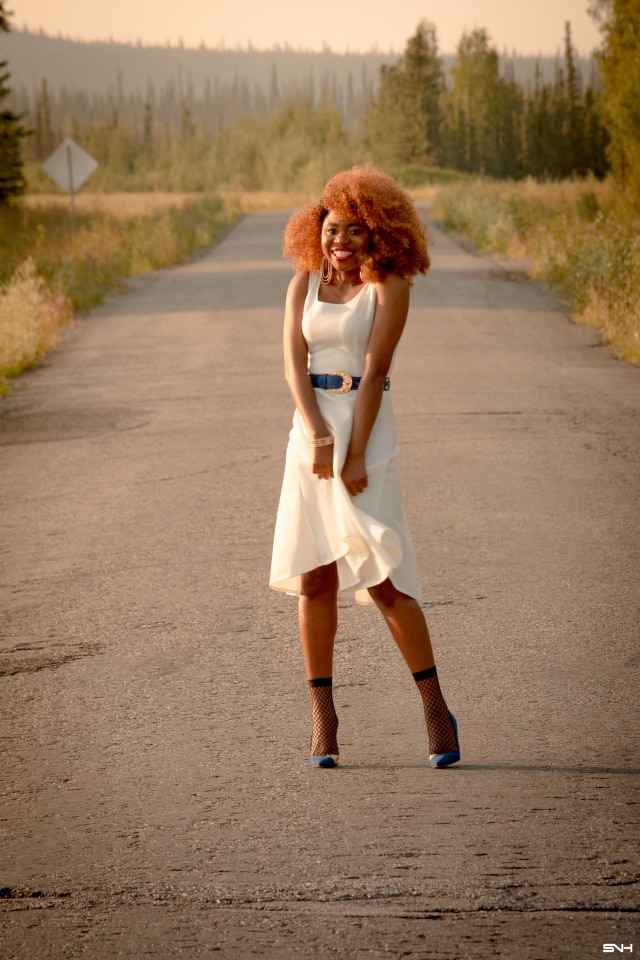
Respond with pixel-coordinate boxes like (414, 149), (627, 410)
(321, 211), (370, 278)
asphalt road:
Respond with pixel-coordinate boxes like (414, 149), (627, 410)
(1, 209), (639, 959)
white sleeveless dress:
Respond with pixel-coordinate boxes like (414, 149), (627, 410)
(269, 272), (423, 605)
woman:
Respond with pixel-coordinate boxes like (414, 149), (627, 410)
(270, 166), (460, 769)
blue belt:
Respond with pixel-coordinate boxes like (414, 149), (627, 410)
(310, 371), (390, 394)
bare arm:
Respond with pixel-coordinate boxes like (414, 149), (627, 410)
(341, 274), (410, 496)
(283, 272), (335, 479)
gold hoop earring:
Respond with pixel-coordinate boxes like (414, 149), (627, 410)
(320, 257), (333, 284)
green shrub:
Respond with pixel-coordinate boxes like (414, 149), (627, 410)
(0, 259), (71, 393)
(0, 196), (233, 391)
(433, 178), (640, 363)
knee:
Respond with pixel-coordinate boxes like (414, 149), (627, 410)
(368, 578), (401, 609)
(301, 564), (338, 601)
(368, 578), (411, 611)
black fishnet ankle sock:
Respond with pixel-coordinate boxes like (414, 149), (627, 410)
(413, 667), (457, 755)
(309, 678), (339, 757)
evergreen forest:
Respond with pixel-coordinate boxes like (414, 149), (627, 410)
(4, 20), (609, 193)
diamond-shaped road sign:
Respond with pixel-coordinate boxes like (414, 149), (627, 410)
(43, 138), (98, 194)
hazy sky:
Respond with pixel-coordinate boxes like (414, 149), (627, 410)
(12, 0), (601, 56)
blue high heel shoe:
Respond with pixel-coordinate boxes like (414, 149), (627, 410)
(429, 713), (460, 768)
(309, 753), (339, 768)
(309, 716), (339, 768)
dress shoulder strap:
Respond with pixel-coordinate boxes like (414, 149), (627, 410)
(303, 271), (320, 312)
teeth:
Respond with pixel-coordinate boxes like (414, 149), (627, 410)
(333, 251), (352, 260)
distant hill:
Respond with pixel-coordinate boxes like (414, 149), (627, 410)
(4, 28), (596, 104)
(3, 29), (397, 101)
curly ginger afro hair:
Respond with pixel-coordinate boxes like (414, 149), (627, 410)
(283, 166), (430, 286)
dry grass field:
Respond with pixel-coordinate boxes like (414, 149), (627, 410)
(433, 178), (640, 364)
(22, 192), (209, 217)
(23, 189), (322, 217)
(0, 194), (233, 394)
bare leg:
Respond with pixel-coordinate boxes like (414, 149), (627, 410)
(299, 562), (339, 679)
(367, 578), (435, 673)
(368, 578), (458, 756)
(300, 563), (339, 760)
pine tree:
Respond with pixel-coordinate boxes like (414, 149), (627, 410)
(33, 78), (55, 160)
(445, 28), (522, 177)
(365, 20), (444, 171)
(364, 62), (406, 169)
(563, 22), (587, 176)
(520, 43), (607, 182)
(589, 0), (640, 195)
(583, 82), (609, 179)
(523, 67), (556, 178)
(142, 100), (154, 162)
(491, 62), (523, 179)
(397, 21), (444, 166)
(0, 1), (30, 203)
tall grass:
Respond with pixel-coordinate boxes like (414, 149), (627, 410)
(0, 195), (233, 393)
(0, 260), (71, 391)
(433, 178), (640, 364)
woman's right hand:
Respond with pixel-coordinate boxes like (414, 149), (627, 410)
(312, 442), (334, 480)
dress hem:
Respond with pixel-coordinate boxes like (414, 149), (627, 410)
(268, 569), (423, 607)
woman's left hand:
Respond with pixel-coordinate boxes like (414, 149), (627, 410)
(341, 452), (368, 497)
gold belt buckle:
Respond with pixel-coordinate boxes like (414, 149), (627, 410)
(330, 370), (353, 394)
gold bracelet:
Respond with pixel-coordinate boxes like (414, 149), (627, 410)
(310, 434), (334, 447)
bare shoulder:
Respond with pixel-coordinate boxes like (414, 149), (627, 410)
(287, 270), (311, 305)
(375, 273), (410, 310)
(284, 272), (311, 338)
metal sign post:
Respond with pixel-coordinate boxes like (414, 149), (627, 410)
(66, 142), (76, 233)
(43, 139), (98, 232)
